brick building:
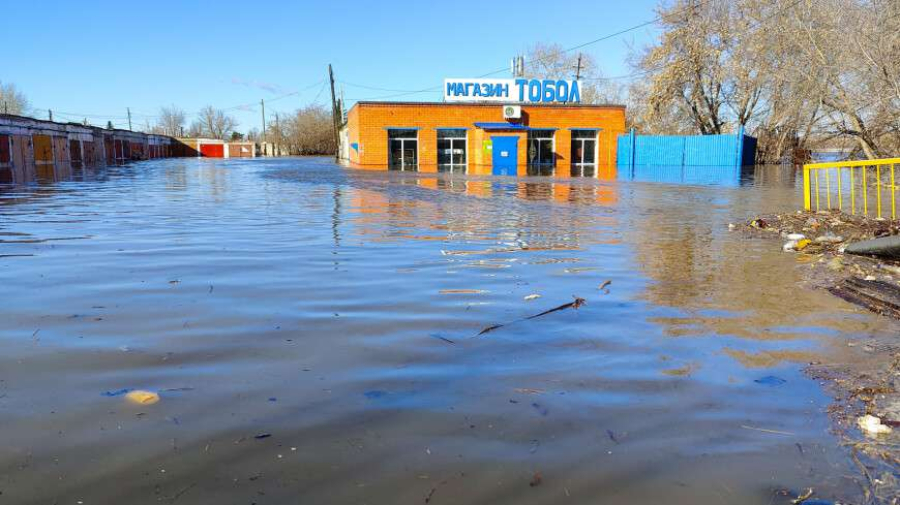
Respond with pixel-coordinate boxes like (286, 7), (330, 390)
(343, 101), (626, 177)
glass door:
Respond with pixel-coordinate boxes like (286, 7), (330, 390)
(388, 129), (418, 171)
(527, 129), (555, 176)
(571, 130), (597, 177)
(437, 129), (467, 173)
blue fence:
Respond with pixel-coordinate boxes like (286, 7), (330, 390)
(617, 128), (757, 169)
(618, 164), (750, 187)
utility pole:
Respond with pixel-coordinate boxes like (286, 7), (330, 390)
(127, 107), (132, 131)
(328, 64), (340, 162)
(575, 53), (583, 80)
(260, 99), (266, 146)
(274, 112), (280, 156)
(511, 55), (524, 78)
(48, 109), (53, 122)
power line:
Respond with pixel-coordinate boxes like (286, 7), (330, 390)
(311, 80), (329, 104)
(339, 80), (433, 93)
(594, 0), (808, 82)
(340, 0), (734, 101)
(28, 78), (328, 128)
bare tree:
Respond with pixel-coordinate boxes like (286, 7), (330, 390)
(525, 43), (624, 105)
(155, 105), (186, 137)
(186, 120), (205, 138)
(262, 105), (335, 155)
(0, 82), (29, 116)
(196, 105), (238, 140)
(633, 0), (900, 162)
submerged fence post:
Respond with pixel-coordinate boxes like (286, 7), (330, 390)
(629, 128), (636, 173)
(803, 166), (811, 211)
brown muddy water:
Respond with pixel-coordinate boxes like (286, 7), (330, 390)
(0, 158), (896, 504)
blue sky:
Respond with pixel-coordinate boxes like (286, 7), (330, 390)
(1, 0), (661, 133)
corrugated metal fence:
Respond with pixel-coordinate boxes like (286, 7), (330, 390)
(617, 128), (757, 169)
(618, 164), (748, 187)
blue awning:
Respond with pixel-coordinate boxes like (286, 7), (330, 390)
(474, 122), (529, 131)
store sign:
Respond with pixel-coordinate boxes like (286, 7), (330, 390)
(444, 78), (581, 104)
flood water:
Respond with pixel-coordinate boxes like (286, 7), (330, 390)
(0, 158), (895, 504)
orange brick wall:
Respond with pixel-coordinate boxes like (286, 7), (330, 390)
(346, 102), (626, 177)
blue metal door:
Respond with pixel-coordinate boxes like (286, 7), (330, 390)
(491, 136), (518, 176)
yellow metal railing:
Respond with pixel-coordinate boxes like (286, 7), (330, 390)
(803, 158), (900, 219)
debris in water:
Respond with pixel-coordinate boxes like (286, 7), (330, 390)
(529, 471), (542, 487)
(857, 414), (893, 436)
(606, 429), (619, 445)
(125, 390), (160, 405)
(424, 479), (447, 504)
(662, 363), (697, 377)
(786, 233), (807, 241)
(815, 234), (844, 244)
(254, 433), (272, 440)
(826, 257), (843, 271)
(754, 376), (787, 386)
(476, 323), (504, 336)
(523, 294), (541, 301)
(791, 488), (814, 504)
(101, 388), (132, 397)
(740, 425), (794, 436)
(531, 402), (549, 416)
(522, 297), (587, 320)
(476, 297), (586, 336)
(514, 388), (545, 395)
(429, 333), (456, 345)
(563, 267), (596, 274)
(439, 289), (487, 294)
(598, 280), (612, 292)
(829, 278), (900, 319)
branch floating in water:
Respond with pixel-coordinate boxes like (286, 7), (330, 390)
(477, 297), (587, 337)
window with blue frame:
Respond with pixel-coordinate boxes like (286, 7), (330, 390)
(388, 129), (418, 171)
(571, 130), (597, 177)
(527, 129), (555, 176)
(437, 129), (467, 173)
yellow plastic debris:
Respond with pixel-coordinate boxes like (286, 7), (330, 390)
(125, 390), (160, 405)
(795, 239), (812, 251)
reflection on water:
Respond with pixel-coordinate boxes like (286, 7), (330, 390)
(619, 164), (800, 188)
(0, 158), (892, 504)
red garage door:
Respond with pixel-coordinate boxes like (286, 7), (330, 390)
(200, 143), (224, 157)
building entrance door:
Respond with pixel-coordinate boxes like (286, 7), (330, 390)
(491, 136), (518, 176)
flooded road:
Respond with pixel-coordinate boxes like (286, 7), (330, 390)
(0, 158), (895, 504)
